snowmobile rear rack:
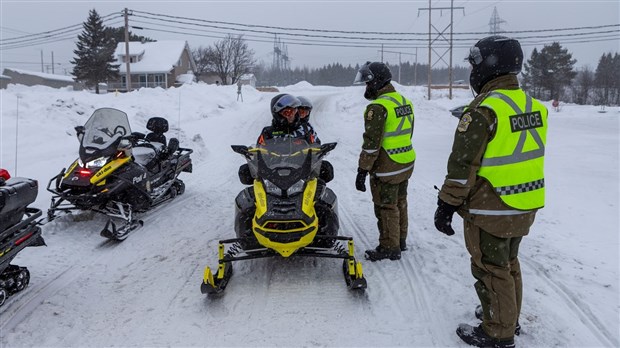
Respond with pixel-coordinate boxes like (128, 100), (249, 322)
(201, 235), (367, 295)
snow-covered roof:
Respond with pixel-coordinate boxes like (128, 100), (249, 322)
(115, 41), (189, 74)
(240, 73), (255, 80)
(3, 68), (74, 82)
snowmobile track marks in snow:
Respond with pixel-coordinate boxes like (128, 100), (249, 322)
(521, 257), (618, 347)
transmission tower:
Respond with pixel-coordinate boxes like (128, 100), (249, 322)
(489, 6), (506, 34)
(272, 35), (290, 70)
(418, 0), (464, 100)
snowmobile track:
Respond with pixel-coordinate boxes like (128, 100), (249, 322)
(521, 257), (618, 347)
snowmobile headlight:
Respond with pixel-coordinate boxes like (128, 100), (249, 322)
(85, 156), (109, 168)
(286, 180), (305, 196)
(263, 179), (282, 196)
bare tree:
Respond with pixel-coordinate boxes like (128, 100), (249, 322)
(199, 35), (255, 85)
(191, 46), (211, 80)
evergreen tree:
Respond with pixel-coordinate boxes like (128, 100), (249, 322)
(522, 43), (576, 100)
(104, 27), (155, 45)
(594, 52), (620, 106)
(71, 9), (120, 94)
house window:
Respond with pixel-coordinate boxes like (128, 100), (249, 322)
(121, 75), (126, 88)
(139, 75), (147, 87)
(154, 74), (165, 87)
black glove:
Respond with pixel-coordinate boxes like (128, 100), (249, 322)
(355, 168), (368, 192)
(434, 199), (460, 236)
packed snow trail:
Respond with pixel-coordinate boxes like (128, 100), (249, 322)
(0, 83), (617, 347)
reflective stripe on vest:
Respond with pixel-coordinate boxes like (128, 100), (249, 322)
(477, 89), (548, 210)
(370, 92), (416, 164)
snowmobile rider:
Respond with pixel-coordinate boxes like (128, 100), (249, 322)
(257, 94), (317, 145)
(238, 94), (332, 185)
(297, 96), (321, 144)
(434, 35), (548, 348)
(353, 61), (416, 262)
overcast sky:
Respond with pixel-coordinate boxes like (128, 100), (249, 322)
(1, 0), (619, 76)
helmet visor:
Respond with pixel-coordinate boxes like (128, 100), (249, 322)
(353, 64), (374, 84)
(273, 94), (301, 113)
(467, 45), (484, 65)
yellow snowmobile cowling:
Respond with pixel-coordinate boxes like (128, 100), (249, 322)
(252, 179), (318, 257)
(90, 156), (131, 184)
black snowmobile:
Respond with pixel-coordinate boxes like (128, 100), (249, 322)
(47, 108), (193, 240)
(0, 170), (46, 307)
(201, 138), (366, 294)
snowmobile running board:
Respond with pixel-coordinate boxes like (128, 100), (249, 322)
(201, 235), (367, 295)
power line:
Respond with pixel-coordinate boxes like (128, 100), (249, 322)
(131, 9), (619, 36)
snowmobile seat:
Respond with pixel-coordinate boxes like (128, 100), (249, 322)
(145, 117), (169, 146)
(0, 178), (38, 233)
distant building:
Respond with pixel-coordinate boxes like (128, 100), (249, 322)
(0, 74), (11, 89)
(238, 73), (256, 88)
(2, 68), (83, 90)
(109, 40), (196, 91)
(197, 72), (232, 86)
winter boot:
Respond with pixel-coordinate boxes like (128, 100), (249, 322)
(456, 324), (515, 348)
(400, 238), (407, 251)
(475, 305), (521, 336)
(364, 245), (401, 261)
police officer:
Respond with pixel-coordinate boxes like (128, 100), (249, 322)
(434, 36), (548, 347)
(353, 61), (416, 261)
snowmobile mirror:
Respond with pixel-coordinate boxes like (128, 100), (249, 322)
(75, 125), (85, 142)
(450, 105), (467, 118)
(320, 142), (337, 154)
(231, 145), (251, 159)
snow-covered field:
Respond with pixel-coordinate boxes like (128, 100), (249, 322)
(0, 82), (618, 347)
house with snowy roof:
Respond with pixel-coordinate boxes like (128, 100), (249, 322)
(109, 40), (196, 91)
(1, 68), (84, 90)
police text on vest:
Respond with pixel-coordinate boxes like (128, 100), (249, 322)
(394, 105), (413, 117)
(509, 111), (543, 132)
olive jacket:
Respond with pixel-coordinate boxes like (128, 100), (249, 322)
(438, 74), (539, 237)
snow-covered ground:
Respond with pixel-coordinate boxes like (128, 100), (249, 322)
(0, 82), (618, 347)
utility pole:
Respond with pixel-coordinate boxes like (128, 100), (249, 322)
(40, 50), (44, 73)
(414, 47), (418, 86)
(124, 8), (132, 92)
(418, 0), (464, 100)
(379, 49), (418, 85)
(51, 51), (55, 74)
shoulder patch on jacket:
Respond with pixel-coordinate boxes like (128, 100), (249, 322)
(366, 109), (374, 121)
(457, 113), (473, 132)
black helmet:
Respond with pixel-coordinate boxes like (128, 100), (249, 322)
(297, 96), (313, 123)
(270, 93), (301, 128)
(467, 35), (523, 94)
(354, 61), (392, 100)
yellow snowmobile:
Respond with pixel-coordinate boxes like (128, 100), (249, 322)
(201, 138), (366, 294)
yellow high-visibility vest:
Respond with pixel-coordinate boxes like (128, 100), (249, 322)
(370, 92), (416, 164)
(477, 89), (548, 210)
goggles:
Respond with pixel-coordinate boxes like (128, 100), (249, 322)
(298, 107), (310, 117)
(280, 107), (297, 118)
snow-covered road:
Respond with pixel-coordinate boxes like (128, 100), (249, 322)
(0, 83), (617, 347)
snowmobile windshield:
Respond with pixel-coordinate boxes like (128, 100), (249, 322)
(253, 138), (322, 192)
(79, 108), (132, 162)
(82, 108), (131, 150)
